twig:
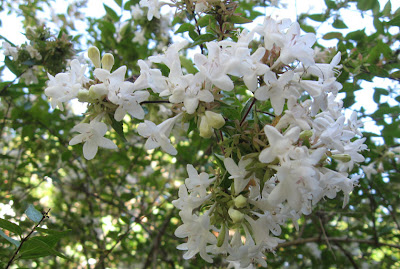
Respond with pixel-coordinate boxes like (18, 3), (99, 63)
(318, 216), (336, 260)
(6, 209), (51, 269)
(334, 242), (359, 269)
(140, 100), (170, 105)
(240, 98), (256, 126)
(277, 237), (400, 249)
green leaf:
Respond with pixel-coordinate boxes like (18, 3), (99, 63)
(5, 56), (21, 76)
(191, 34), (216, 47)
(308, 14), (326, 22)
(357, 0), (377, 11)
(388, 15), (400, 26)
(324, 0), (336, 9)
(114, 0), (123, 7)
(0, 230), (20, 247)
(35, 228), (72, 237)
(382, 1), (391, 16)
(109, 113), (127, 142)
(229, 16), (252, 24)
(197, 15), (213, 27)
(373, 88), (388, 103)
(174, 23), (195, 34)
(179, 56), (198, 74)
(332, 19), (347, 29)
(390, 70), (400, 80)
(103, 4), (120, 22)
(19, 237), (68, 259)
(0, 218), (22, 235)
(322, 32), (343, 40)
(25, 204), (43, 223)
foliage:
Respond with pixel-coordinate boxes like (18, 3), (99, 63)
(0, 0), (399, 268)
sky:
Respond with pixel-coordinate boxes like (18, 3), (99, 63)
(0, 0), (399, 138)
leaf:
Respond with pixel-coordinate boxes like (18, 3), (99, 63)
(179, 56), (198, 74)
(324, 0), (336, 9)
(109, 113), (127, 142)
(174, 23), (195, 34)
(35, 228), (72, 237)
(0, 230), (20, 247)
(19, 237), (68, 259)
(0, 218), (22, 235)
(307, 14), (326, 22)
(4, 56), (21, 76)
(114, 0), (122, 7)
(103, 4), (120, 22)
(373, 88), (388, 103)
(382, 1), (391, 16)
(388, 15), (400, 27)
(25, 204), (43, 223)
(197, 15), (213, 27)
(229, 16), (252, 24)
(332, 19), (347, 29)
(322, 32), (343, 40)
(191, 34), (217, 47)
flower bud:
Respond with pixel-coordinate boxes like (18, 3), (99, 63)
(101, 53), (114, 71)
(216, 224), (226, 247)
(384, 151), (395, 158)
(205, 111), (225, 129)
(77, 89), (90, 102)
(199, 115), (213, 138)
(89, 84), (108, 100)
(228, 207), (244, 223)
(331, 154), (351, 163)
(234, 195), (247, 209)
(299, 130), (313, 140)
(88, 46), (101, 68)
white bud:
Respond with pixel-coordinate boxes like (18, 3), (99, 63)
(234, 195), (247, 209)
(88, 46), (101, 68)
(199, 115), (213, 138)
(89, 84), (108, 100)
(228, 207), (244, 223)
(205, 111), (225, 129)
(101, 53), (114, 71)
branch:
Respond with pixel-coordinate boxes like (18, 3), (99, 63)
(6, 209), (51, 269)
(277, 237), (400, 250)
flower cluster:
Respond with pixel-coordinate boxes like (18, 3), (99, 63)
(170, 17), (366, 267)
(41, 11), (367, 267)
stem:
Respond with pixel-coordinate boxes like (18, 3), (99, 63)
(240, 98), (256, 126)
(140, 100), (170, 105)
(6, 209), (51, 269)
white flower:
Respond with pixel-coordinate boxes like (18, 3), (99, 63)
(254, 70), (294, 115)
(133, 60), (168, 93)
(224, 157), (252, 195)
(361, 162), (377, 179)
(139, 0), (161, 21)
(259, 125), (300, 164)
(2, 41), (19, 59)
(137, 113), (182, 155)
(93, 65), (127, 99)
(185, 164), (214, 198)
(194, 41), (234, 91)
(132, 29), (146, 45)
(69, 121), (117, 160)
(26, 45), (42, 60)
(175, 209), (217, 263)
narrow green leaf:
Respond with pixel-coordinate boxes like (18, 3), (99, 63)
(388, 15), (400, 27)
(114, 0), (122, 7)
(0, 218), (22, 235)
(19, 237), (68, 259)
(332, 19), (347, 29)
(174, 23), (195, 34)
(109, 113), (127, 142)
(25, 204), (43, 223)
(5, 57), (21, 76)
(179, 56), (198, 74)
(229, 16), (252, 24)
(0, 230), (20, 247)
(308, 14), (326, 22)
(197, 15), (213, 27)
(191, 34), (216, 47)
(322, 32), (343, 40)
(103, 4), (120, 22)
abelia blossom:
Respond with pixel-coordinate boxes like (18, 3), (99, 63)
(69, 121), (117, 160)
